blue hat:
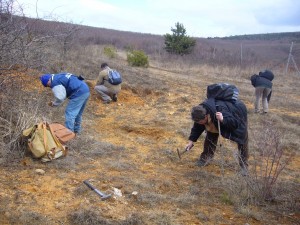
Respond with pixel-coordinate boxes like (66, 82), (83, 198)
(40, 74), (51, 87)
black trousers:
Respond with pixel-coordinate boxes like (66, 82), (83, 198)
(200, 131), (249, 167)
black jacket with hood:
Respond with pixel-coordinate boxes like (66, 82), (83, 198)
(252, 70), (274, 89)
(188, 98), (248, 145)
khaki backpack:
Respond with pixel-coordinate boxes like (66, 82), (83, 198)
(23, 122), (68, 162)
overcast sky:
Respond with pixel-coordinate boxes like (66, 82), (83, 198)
(15, 0), (300, 38)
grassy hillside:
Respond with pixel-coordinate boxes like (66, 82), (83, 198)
(22, 17), (300, 71)
(0, 11), (299, 225)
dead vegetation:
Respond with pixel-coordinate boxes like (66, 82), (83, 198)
(0, 1), (300, 224)
(1, 62), (299, 224)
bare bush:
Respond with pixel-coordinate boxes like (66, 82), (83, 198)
(0, 0), (65, 72)
(0, 0), (82, 162)
(247, 120), (294, 201)
(0, 112), (36, 159)
(219, 118), (297, 218)
(0, 0), (81, 84)
(0, 0), (27, 71)
(0, 74), (46, 162)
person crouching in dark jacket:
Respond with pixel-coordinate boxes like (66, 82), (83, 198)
(251, 70), (274, 113)
(185, 98), (249, 175)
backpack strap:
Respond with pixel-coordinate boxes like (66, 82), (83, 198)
(42, 122), (49, 155)
(101, 68), (111, 83)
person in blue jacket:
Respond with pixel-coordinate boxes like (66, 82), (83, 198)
(39, 73), (90, 134)
(251, 70), (274, 113)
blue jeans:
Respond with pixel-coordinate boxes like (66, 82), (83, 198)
(65, 92), (90, 133)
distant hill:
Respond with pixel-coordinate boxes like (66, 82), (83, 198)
(22, 16), (300, 67)
(24, 16), (300, 44)
(218, 32), (300, 41)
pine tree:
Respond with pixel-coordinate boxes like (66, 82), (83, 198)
(164, 22), (196, 55)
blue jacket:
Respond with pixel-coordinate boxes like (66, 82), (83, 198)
(189, 98), (248, 145)
(50, 73), (90, 105)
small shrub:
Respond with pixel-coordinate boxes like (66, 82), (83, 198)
(103, 45), (117, 58)
(127, 50), (149, 67)
(220, 192), (233, 205)
(248, 120), (294, 201)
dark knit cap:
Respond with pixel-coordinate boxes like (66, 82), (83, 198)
(101, 63), (108, 69)
(191, 105), (207, 122)
(40, 74), (51, 87)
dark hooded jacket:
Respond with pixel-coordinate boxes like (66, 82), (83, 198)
(188, 98), (248, 145)
(252, 70), (274, 89)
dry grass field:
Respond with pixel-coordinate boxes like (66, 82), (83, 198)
(0, 45), (299, 225)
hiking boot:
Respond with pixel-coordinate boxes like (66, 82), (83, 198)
(112, 94), (118, 102)
(240, 165), (249, 176)
(103, 100), (111, 104)
(195, 158), (210, 167)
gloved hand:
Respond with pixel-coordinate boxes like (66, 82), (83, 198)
(48, 102), (53, 107)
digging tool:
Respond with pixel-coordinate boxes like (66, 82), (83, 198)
(177, 144), (194, 159)
(83, 180), (112, 200)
